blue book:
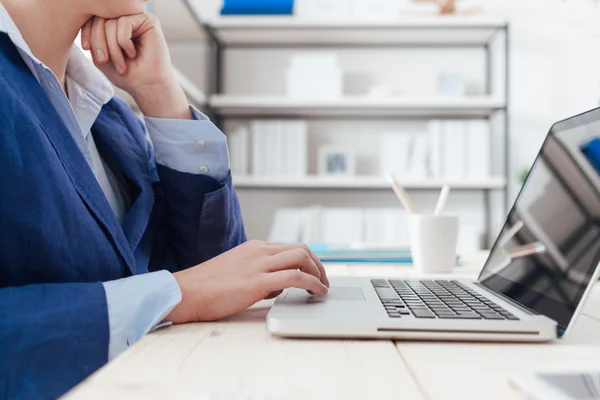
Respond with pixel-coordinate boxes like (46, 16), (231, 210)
(221, 0), (294, 15)
(581, 138), (600, 175)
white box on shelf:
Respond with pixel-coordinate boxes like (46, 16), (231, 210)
(286, 53), (344, 100)
(466, 120), (492, 179)
(295, 0), (352, 19)
(228, 125), (249, 176)
(379, 134), (413, 179)
(350, 0), (400, 19)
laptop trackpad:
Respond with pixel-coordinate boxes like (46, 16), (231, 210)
(285, 286), (366, 303)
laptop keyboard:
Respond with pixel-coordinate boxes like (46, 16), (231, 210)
(371, 279), (520, 321)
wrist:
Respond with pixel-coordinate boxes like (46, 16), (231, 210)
(130, 75), (192, 120)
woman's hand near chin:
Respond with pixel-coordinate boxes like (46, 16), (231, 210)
(80, 14), (191, 120)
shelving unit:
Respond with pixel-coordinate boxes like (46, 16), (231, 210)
(209, 95), (505, 118)
(184, 2), (510, 244)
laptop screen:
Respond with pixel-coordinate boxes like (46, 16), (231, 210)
(479, 108), (600, 331)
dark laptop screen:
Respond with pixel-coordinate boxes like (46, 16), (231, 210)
(479, 108), (600, 331)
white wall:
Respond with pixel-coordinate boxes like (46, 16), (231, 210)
(156, 0), (600, 243)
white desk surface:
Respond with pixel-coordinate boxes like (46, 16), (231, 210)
(65, 253), (600, 400)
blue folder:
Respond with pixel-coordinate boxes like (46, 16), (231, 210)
(221, 0), (294, 15)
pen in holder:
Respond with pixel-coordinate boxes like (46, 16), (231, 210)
(386, 176), (458, 273)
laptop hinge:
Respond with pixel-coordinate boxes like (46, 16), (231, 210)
(474, 282), (540, 316)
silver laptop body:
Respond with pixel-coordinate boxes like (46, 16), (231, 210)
(267, 108), (600, 342)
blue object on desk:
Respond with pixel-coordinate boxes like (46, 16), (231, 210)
(221, 0), (294, 15)
(581, 138), (600, 175)
(308, 244), (461, 265)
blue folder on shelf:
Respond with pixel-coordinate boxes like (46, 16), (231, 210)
(581, 138), (600, 175)
(308, 244), (461, 265)
(221, 0), (294, 15)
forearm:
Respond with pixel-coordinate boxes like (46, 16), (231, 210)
(130, 74), (192, 120)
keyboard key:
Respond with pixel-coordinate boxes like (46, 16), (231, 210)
(376, 287), (400, 300)
(438, 315), (482, 319)
(371, 279), (389, 287)
(413, 311), (436, 318)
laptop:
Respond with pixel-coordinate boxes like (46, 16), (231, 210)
(267, 107), (600, 342)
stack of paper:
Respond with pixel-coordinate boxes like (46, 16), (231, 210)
(250, 120), (308, 177)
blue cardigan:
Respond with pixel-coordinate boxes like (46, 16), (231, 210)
(0, 33), (246, 399)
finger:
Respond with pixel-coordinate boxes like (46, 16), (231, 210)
(266, 248), (322, 282)
(105, 19), (127, 75)
(81, 19), (93, 50)
(265, 290), (283, 300)
(117, 17), (137, 59)
(264, 270), (328, 296)
(91, 17), (108, 64)
(120, 13), (156, 41)
(267, 244), (329, 287)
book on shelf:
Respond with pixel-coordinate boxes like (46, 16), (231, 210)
(426, 119), (492, 180)
(228, 125), (249, 176)
(250, 120), (308, 178)
(444, 120), (467, 179)
(466, 120), (492, 179)
(407, 135), (429, 179)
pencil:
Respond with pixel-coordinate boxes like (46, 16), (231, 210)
(385, 174), (416, 214)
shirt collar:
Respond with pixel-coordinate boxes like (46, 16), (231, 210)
(0, 2), (115, 135)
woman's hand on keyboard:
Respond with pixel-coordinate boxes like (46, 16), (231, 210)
(165, 241), (330, 324)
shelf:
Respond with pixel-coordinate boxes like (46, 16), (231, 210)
(209, 95), (506, 118)
(233, 176), (507, 190)
(205, 17), (508, 47)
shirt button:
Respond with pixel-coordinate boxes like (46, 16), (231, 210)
(196, 140), (206, 149)
(199, 166), (209, 174)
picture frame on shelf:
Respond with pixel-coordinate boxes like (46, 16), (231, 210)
(318, 146), (356, 176)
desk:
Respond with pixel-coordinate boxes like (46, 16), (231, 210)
(65, 253), (600, 400)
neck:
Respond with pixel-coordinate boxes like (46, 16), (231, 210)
(1, 0), (90, 84)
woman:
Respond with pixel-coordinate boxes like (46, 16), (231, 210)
(0, 0), (329, 398)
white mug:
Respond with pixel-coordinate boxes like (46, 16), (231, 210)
(409, 214), (459, 274)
